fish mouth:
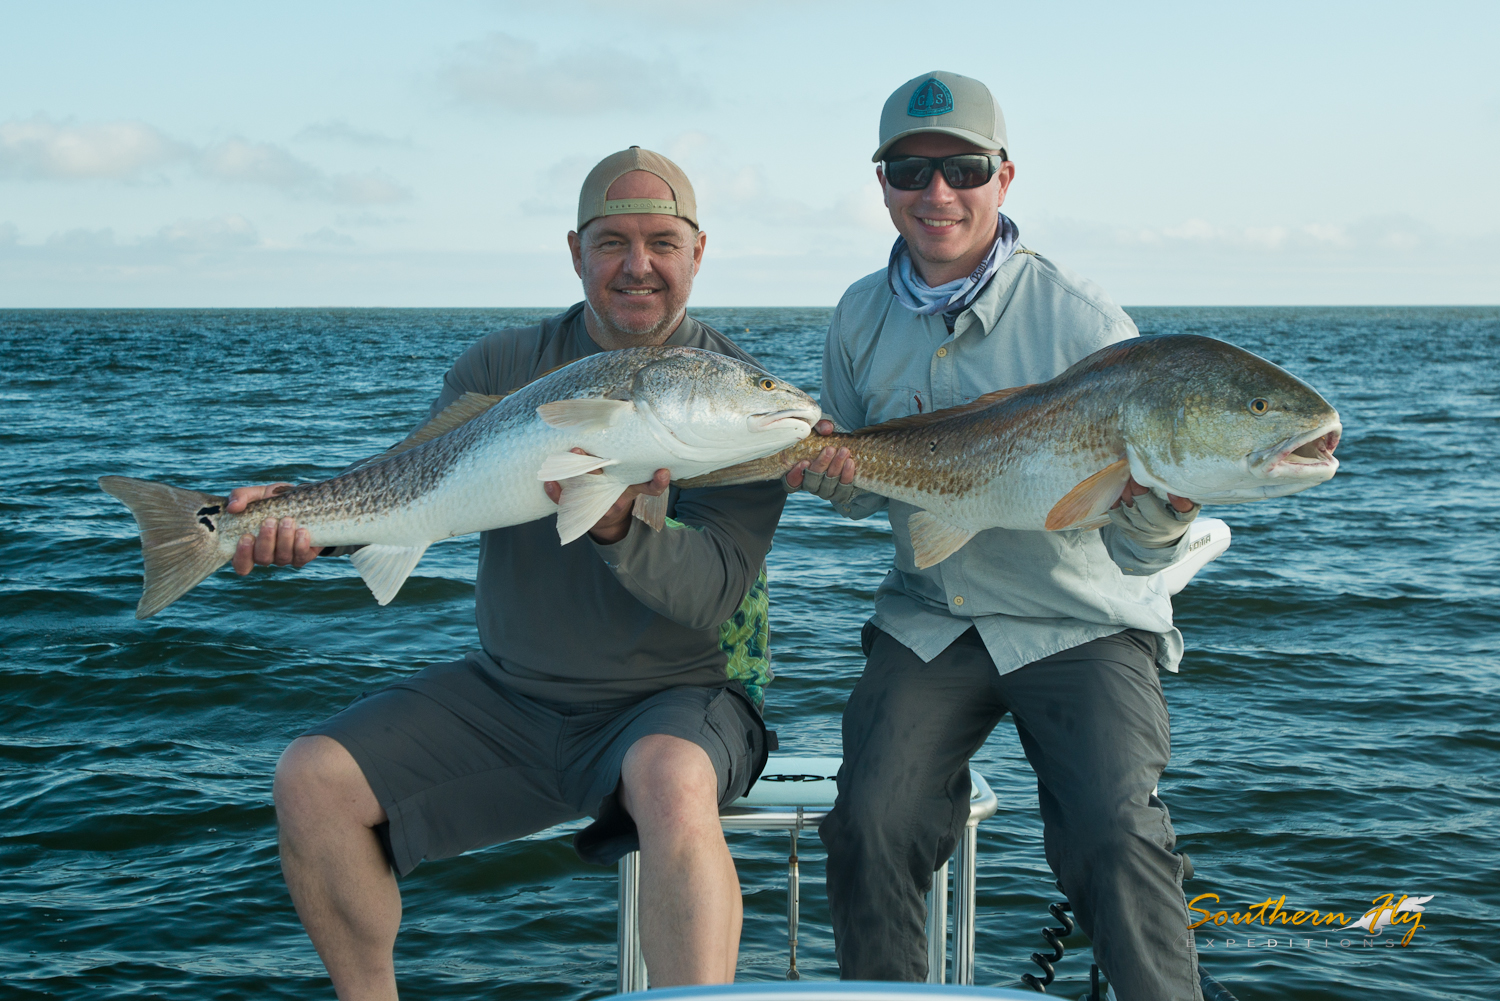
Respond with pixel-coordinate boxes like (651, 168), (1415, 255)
(1259, 421), (1342, 477)
(751, 407), (821, 436)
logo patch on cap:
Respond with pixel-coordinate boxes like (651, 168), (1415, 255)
(907, 78), (954, 118)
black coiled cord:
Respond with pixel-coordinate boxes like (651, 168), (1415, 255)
(1020, 900), (1074, 992)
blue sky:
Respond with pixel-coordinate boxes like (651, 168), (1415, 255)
(1, 0), (1495, 306)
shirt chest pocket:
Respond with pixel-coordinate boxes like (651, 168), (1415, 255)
(862, 384), (928, 425)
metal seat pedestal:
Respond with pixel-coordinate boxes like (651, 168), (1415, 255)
(617, 755), (998, 992)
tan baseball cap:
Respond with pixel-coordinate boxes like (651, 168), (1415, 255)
(872, 71), (1008, 163)
(576, 147), (698, 231)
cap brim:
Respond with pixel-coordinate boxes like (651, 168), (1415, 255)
(872, 126), (1005, 162)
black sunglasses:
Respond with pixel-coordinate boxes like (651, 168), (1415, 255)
(882, 154), (1006, 191)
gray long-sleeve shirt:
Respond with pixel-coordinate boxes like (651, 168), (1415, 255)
(820, 251), (1191, 675)
(426, 303), (785, 705)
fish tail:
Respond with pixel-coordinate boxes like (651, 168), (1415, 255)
(675, 444), (812, 489)
(99, 475), (234, 619)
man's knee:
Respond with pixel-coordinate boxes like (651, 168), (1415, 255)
(274, 735), (385, 829)
(1050, 797), (1178, 890)
(620, 734), (720, 833)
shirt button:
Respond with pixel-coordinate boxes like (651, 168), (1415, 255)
(952, 595), (964, 606)
(936, 347), (948, 358)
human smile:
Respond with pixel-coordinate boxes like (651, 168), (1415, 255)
(919, 218), (961, 228)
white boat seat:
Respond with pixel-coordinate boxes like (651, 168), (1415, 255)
(617, 755), (999, 992)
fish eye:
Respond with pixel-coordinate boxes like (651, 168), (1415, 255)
(759, 378), (776, 391)
(1248, 398), (1270, 416)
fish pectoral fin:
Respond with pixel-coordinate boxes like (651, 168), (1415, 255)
(1045, 459), (1132, 531)
(907, 510), (978, 570)
(348, 542), (431, 606)
(536, 398), (634, 432)
(535, 451), (620, 481)
(554, 473), (628, 545)
(632, 489), (669, 532)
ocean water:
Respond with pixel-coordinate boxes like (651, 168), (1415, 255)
(2, 306), (1496, 1001)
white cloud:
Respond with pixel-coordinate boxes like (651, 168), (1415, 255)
(302, 227), (355, 247)
(197, 138), (411, 205)
(45, 227), (116, 248)
(0, 117), (412, 205)
(199, 138), (323, 189)
(444, 33), (690, 115)
(1103, 216), (1436, 255)
(145, 215), (259, 253)
(1015, 211), (1500, 304)
(0, 116), (187, 180)
(294, 120), (414, 149)
(520, 154), (600, 217)
(327, 171), (411, 206)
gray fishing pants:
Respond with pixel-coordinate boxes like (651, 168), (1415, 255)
(820, 624), (1201, 1001)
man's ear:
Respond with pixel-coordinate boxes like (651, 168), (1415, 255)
(994, 161), (1016, 209)
(691, 229), (707, 275)
(876, 165), (890, 207)
(567, 230), (584, 279)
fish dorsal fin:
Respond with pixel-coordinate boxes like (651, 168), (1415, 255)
(347, 362), (584, 472)
(907, 510), (978, 570)
(349, 542), (431, 605)
(349, 392), (505, 472)
(1045, 459), (1131, 531)
(537, 398), (634, 432)
(632, 489), (669, 531)
(852, 386), (1031, 435)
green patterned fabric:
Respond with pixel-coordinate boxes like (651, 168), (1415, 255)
(718, 566), (772, 709)
(659, 515), (773, 708)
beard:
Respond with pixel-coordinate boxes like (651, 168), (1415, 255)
(586, 286), (690, 347)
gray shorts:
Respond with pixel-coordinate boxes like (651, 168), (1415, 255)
(307, 655), (770, 876)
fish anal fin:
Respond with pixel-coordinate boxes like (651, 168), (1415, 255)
(537, 398), (633, 432)
(852, 386), (1032, 435)
(907, 510), (978, 570)
(554, 473), (628, 544)
(1045, 459), (1131, 531)
(348, 542), (431, 606)
(632, 489), (669, 531)
(350, 392), (505, 471)
(536, 452), (620, 481)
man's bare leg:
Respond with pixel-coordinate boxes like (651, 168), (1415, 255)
(274, 735), (400, 1001)
(620, 734), (741, 985)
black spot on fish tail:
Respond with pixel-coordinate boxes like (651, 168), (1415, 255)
(929, 440), (938, 453)
(198, 517), (216, 531)
(197, 505), (221, 516)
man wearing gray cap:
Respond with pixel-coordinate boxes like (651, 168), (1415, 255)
(790, 73), (1204, 999)
(237, 148), (784, 993)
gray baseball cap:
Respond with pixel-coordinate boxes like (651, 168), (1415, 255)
(872, 71), (1008, 163)
(577, 147), (698, 231)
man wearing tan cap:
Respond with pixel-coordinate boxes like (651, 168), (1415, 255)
(790, 73), (1205, 999)
(233, 148), (785, 993)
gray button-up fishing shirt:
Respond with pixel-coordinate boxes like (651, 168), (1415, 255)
(819, 250), (1191, 674)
